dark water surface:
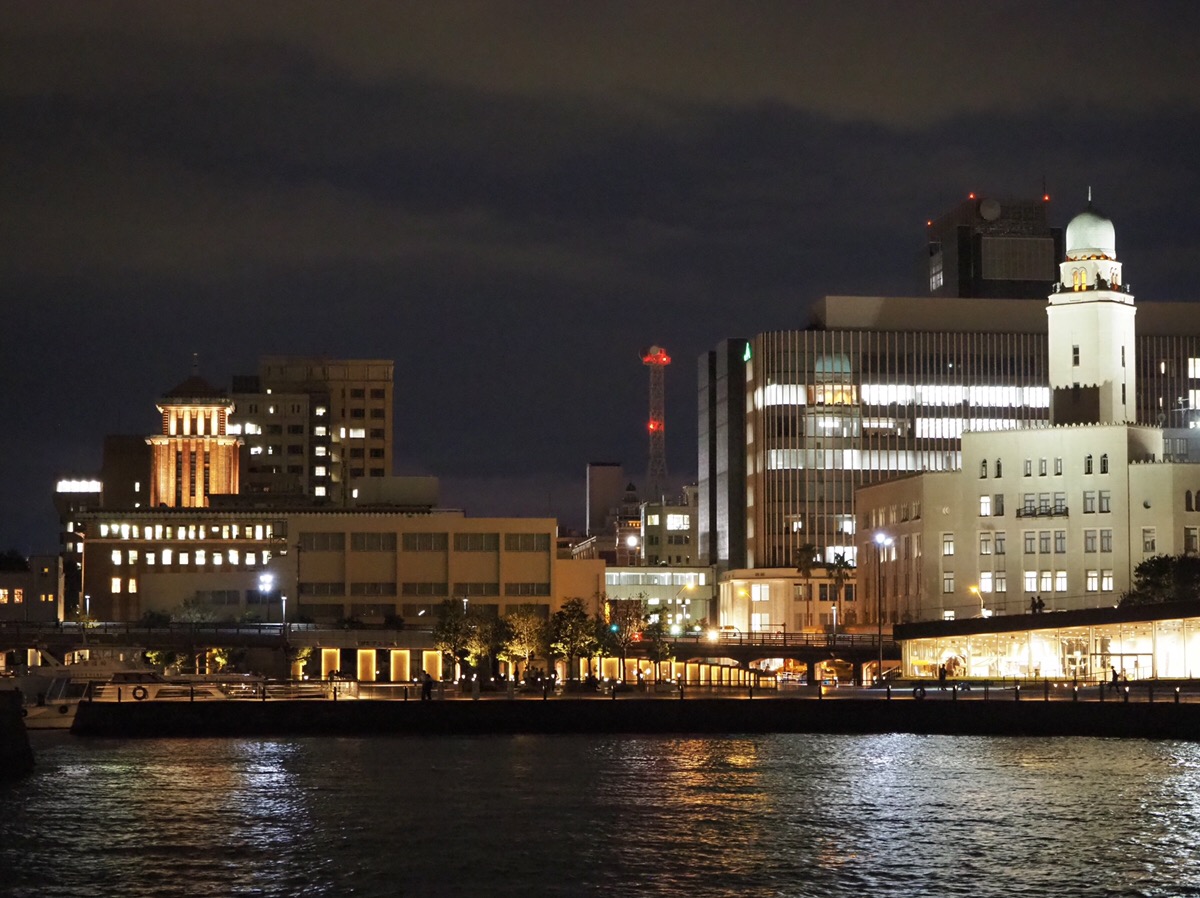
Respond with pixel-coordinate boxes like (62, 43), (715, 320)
(4, 732), (1200, 897)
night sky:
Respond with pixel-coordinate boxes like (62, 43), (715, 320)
(3, 3), (1200, 553)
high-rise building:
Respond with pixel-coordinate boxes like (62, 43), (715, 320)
(230, 357), (394, 503)
(700, 296), (1200, 575)
(697, 339), (749, 570)
(919, 194), (1063, 299)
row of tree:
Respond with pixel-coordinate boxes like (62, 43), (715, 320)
(429, 595), (678, 681)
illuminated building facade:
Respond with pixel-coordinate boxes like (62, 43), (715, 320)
(146, 376), (241, 508)
(701, 296), (1200, 576)
(859, 201), (1200, 627)
(231, 357), (394, 503)
(74, 507), (593, 624)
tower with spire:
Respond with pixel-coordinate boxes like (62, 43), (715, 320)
(146, 359), (243, 508)
(1047, 192), (1136, 425)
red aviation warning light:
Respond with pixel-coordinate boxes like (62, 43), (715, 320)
(642, 345), (670, 499)
(642, 347), (671, 367)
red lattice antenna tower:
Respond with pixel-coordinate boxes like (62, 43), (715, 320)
(641, 345), (670, 500)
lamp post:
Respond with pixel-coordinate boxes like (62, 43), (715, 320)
(874, 532), (893, 684)
(970, 584), (984, 617)
(259, 573), (274, 621)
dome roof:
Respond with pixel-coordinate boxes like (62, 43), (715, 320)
(1066, 203), (1116, 258)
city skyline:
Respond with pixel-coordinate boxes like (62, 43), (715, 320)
(4, 3), (1200, 552)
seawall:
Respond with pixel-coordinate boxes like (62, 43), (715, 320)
(0, 691), (35, 779)
(72, 696), (1200, 741)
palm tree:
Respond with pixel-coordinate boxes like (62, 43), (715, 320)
(829, 552), (854, 636)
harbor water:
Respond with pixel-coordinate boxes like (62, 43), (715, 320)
(4, 732), (1200, 897)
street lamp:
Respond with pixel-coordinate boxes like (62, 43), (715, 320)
(259, 573), (274, 620)
(874, 532), (893, 684)
(970, 584), (990, 618)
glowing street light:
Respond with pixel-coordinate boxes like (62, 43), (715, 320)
(874, 532), (893, 683)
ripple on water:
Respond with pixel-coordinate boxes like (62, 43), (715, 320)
(5, 733), (1200, 897)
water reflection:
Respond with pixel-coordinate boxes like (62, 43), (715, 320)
(5, 734), (1200, 897)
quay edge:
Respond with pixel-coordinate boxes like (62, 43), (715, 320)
(72, 697), (1200, 741)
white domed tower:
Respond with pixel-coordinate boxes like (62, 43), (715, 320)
(1047, 194), (1135, 425)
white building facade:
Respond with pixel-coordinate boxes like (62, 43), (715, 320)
(859, 201), (1200, 625)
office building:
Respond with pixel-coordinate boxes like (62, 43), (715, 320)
(231, 357), (394, 502)
(919, 193), (1063, 298)
(860, 200), (1200, 631)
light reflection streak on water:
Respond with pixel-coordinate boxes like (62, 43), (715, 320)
(5, 734), (1200, 897)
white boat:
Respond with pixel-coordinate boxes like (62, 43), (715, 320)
(8, 647), (152, 729)
(89, 670), (259, 702)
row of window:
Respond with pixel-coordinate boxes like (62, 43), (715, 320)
(0, 588), (54, 604)
(297, 532), (550, 553)
(979, 491), (1115, 516)
(299, 582), (550, 598)
(979, 454), (1111, 479)
(95, 522), (280, 540)
(945, 528), (1129, 556)
(110, 549), (274, 568)
(941, 570), (1117, 594)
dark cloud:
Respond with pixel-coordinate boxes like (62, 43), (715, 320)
(2, 4), (1199, 550)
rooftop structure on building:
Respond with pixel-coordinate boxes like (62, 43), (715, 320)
(919, 193), (1063, 299)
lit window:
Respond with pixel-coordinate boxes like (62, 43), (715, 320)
(979, 533), (992, 555)
(146, 552), (156, 565)
(315, 406), (327, 417)
(179, 552), (189, 565)
(1024, 571), (1037, 592)
(1041, 570), (1052, 592)
(666, 514), (690, 531)
(128, 579), (138, 593)
(250, 445), (264, 456)
(942, 571), (955, 593)
(162, 549), (173, 564)
(195, 550), (206, 566)
(314, 466), (326, 477)
(979, 496), (991, 516)
(647, 514), (660, 526)
(995, 573), (1007, 593)
(942, 534), (954, 556)
(980, 572), (993, 593)
(1101, 570), (1114, 591)
(229, 549), (239, 565)
(349, 428), (366, 439)
(1086, 570), (1099, 591)
(111, 577), (122, 593)
(1055, 571), (1067, 592)
(111, 550), (122, 565)
(315, 446), (327, 457)
(127, 550), (137, 564)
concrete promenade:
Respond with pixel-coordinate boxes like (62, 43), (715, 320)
(71, 686), (1200, 740)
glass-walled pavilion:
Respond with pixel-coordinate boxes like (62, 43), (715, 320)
(896, 601), (1200, 682)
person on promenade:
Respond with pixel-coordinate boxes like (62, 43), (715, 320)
(938, 664), (948, 691)
(1111, 666), (1119, 688)
(421, 672), (434, 701)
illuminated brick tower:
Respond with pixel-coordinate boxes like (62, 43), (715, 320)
(146, 371), (242, 508)
(642, 345), (670, 501)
